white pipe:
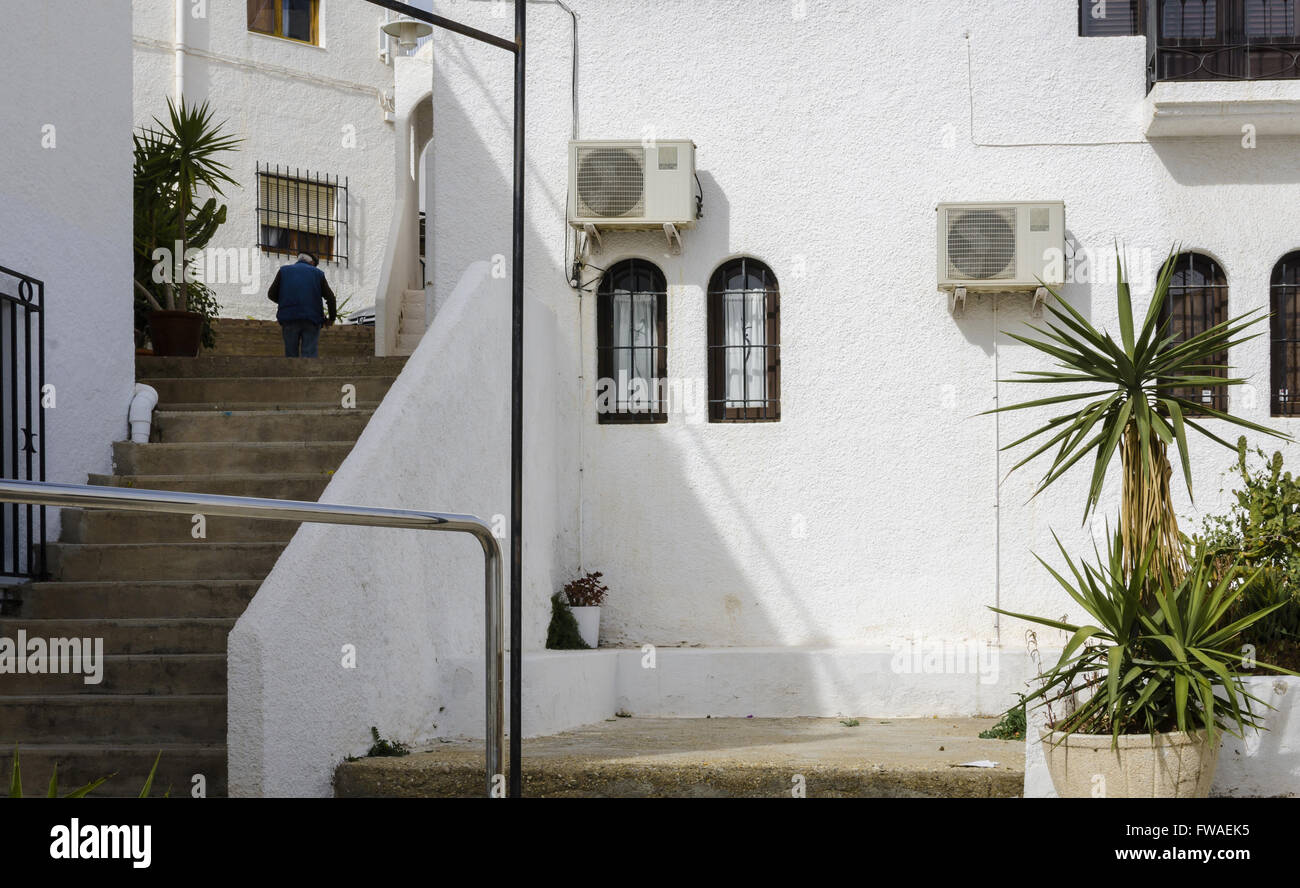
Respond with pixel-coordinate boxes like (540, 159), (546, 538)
(174, 0), (186, 103)
(129, 384), (159, 444)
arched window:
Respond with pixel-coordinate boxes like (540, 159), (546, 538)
(1271, 251), (1300, 416)
(596, 259), (667, 423)
(1161, 252), (1229, 413)
(707, 257), (780, 422)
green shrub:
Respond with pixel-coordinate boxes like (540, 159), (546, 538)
(979, 695), (1027, 740)
(546, 592), (589, 650)
(1201, 438), (1300, 668)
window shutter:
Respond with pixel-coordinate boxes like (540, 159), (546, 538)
(258, 175), (337, 237)
(1080, 0), (1142, 35)
(1245, 0), (1297, 37)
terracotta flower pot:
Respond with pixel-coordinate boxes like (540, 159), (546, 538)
(148, 310), (203, 357)
(1041, 729), (1219, 798)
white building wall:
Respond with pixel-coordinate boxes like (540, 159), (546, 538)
(131, 0), (399, 322)
(0, 0), (136, 535)
(424, 0), (1300, 656)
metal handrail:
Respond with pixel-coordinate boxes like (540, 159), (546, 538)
(0, 478), (504, 797)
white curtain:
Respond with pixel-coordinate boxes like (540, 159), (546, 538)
(723, 289), (767, 407)
(613, 290), (659, 412)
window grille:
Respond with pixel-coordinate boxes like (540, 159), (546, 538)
(1271, 251), (1300, 416)
(256, 162), (349, 266)
(595, 259), (667, 423)
(707, 258), (780, 422)
(1161, 252), (1229, 414)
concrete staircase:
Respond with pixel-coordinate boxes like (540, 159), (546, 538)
(0, 319), (404, 797)
(395, 290), (425, 356)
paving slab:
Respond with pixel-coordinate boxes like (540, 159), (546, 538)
(334, 717), (1025, 798)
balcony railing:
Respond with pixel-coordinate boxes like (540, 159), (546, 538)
(1146, 0), (1300, 88)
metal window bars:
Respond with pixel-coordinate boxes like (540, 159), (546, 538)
(596, 259), (669, 422)
(707, 258), (781, 422)
(0, 478), (504, 797)
(1162, 252), (1231, 414)
(1271, 251), (1300, 417)
(1147, 0), (1300, 89)
(0, 266), (46, 580)
(256, 162), (350, 266)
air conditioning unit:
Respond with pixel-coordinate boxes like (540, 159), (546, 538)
(937, 201), (1065, 291)
(568, 140), (698, 232)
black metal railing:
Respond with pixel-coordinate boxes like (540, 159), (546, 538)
(0, 265), (46, 579)
(256, 162), (350, 266)
(1148, 0), (1300, 88)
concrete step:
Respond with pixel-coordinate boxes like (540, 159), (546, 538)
(204, 320), (374, 359)
(0, 654), (226, 695)
(87, 472), (332, 500)
(138, 355), (407, 379)
(334, 717), (1025, 799)
(0, 617), (235, 654)
(152, 408), (375, 443)
(0, 695), (226, 745)
(5, 744), (227, 797)
(112, 440), (352, 475)
(13, 581), (259, 619)
(143, 376), (397, 406)
(60, 508), (299, 544)
(155, 401), (382, 413)
(46, 541), (284, 581)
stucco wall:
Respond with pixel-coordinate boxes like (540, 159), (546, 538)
(423, 0), (1300, 661)
(0, 0), (135, 533)
(131, 0), (398, 322)
(228, 260), (566, 796)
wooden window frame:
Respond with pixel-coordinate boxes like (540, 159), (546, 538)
(595, 259), (668, 425)
(248, 0), (320, 46)
(707, 257), (781, 423)
(1160, 251), (1230, 415)
(1271, 251), (1300, 416)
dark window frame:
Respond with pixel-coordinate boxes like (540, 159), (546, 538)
(1271, 251), (1300, 416)
(595, 258), (668, 425)
(248, 0), (321, 45)
(707, 257), (781, 423)
(1159, 251), (1230, 415)
(1079, 0), (1145, 36)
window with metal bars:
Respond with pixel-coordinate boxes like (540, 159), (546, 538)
(707, 258), (780, 423)
(595, 259), (667, 423)
(248, 0), (320, 45)
(1271, 251), (1300, 416)
(256, 163), (349, 266)
(1080, 0), (1144, 35)
(1160, 252), (1229, 414)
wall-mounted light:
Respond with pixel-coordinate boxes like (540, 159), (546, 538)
(381, 15), (434, 52)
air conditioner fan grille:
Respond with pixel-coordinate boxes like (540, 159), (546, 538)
(947, 207), (1017, 281)
(576, 147), (645, 218)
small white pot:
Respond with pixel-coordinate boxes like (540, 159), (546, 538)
(1041, 729), (1219, 798)
(570, 606), (600, 649)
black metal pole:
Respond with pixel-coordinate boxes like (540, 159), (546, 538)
(509, 0), (525, 799)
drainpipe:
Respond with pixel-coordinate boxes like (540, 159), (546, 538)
(174, 0), (187, 103)
(129, 384), (159, 444)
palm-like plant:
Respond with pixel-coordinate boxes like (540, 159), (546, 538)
(133, 98), (241, 315)
(991, 248), (1289, 589)
(993, 533), (1295, 743)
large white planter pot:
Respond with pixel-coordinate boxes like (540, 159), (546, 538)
(571, 606), (600, 649)
(1041, 729), (1218, 798)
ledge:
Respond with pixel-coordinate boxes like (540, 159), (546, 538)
(1146, 80), (1300, 137)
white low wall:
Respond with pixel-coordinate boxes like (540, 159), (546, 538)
(1025, 677), (1300, 798)
(228, 260), (564, 797)
(437, 645), (1039, 740)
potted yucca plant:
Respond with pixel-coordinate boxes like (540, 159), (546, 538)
(989, 248), (1296, 797)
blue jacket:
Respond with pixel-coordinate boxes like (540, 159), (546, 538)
(268, 259), (337, 325)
